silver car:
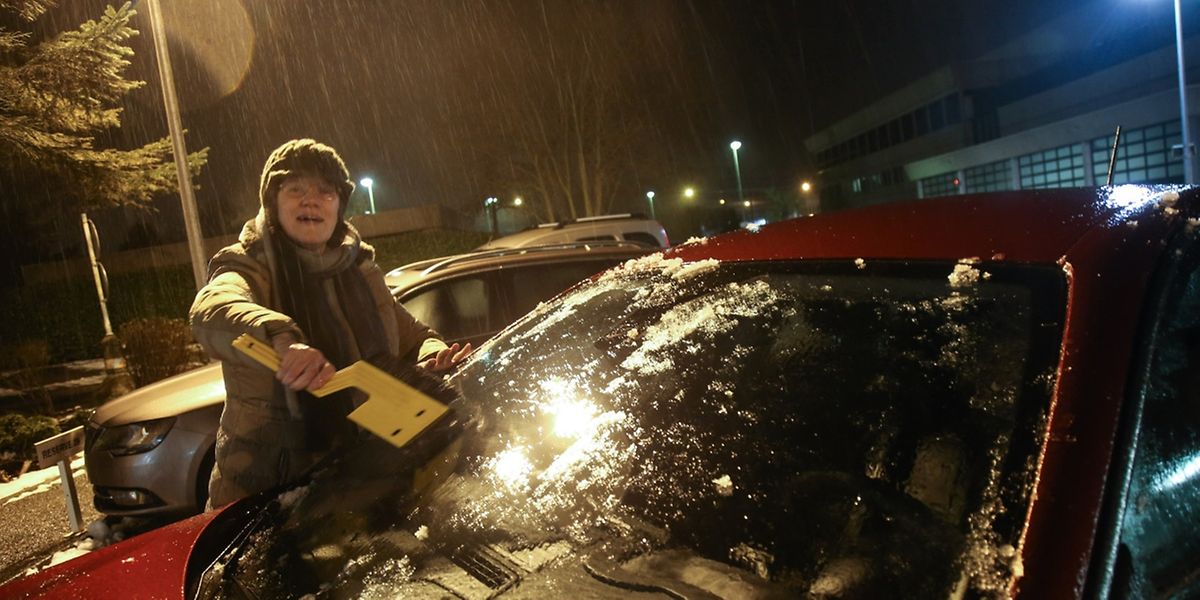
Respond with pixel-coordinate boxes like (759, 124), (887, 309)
(85, 241), (652, 517)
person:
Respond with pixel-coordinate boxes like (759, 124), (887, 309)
(190, 138), (471, 508)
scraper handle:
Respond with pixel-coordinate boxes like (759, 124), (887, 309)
(232, 334), (282, 372)
(232, 333), (301, 418)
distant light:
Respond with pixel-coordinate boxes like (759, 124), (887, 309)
(730, 140), (742, 151)
(513, 197), (523, 206)
(952, 177), (961, 187)
(359, 177), (374, 188)
(646, 191), (655, 200)
(801, 181), (812, 193)
(743, 200), (751, 207)
(684, 187), (695, 198)
(484, 196), (498, 206)
(719, 198), (726, 205)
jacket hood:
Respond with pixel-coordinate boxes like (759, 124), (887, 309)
(257, 139), (356, 243)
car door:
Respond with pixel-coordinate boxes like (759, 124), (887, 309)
(1092, 233), (1200, 599)
(397, 272), (506, 348)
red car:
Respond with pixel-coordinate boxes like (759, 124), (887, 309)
(4, 186), (1196, 598)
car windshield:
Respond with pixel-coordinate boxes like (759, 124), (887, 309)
(200, 255), (1065, 599)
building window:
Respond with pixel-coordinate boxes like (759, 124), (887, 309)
(1090, 120), (1183, 185)
(1018, 144), (1084, 189)
(964, 160), (1012, 193)
(920, 172), (959, 197)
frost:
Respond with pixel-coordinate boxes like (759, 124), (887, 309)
(1188, 217), (1200, 233)
(854, 258), (866, 270)
(820, 284), (833, 292)
(1165, 206), (1179, 216)
(621, 280), (779, 375)
(276, 484), (311, 509)
(712, 474), (734, 496)
(948, 260), (989, 288)
(684, 236), (709, 245)
(1125, 219), (1138, 228)
(671, 258), (720, 281)
(1160, 190), (1181, 207)
(414, 525), (429, 541)
(627, 328), (639, 339)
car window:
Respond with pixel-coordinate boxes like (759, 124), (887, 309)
(503, 259), (628, 319)
(205, 258), (1065, 599)
(622, 232), (660, 247)
(576, 234), (619, 242)
(1110, 242), (1200, 599)
(400, 275), (499, 343)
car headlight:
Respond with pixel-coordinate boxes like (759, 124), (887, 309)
(92, 417), (176, 456)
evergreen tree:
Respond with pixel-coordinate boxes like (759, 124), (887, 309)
(0, 0), (207, 276)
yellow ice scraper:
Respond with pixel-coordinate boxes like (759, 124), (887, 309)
(231, 334), (450, 449)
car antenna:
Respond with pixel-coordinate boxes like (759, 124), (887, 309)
(1106, 125), (1122, 186)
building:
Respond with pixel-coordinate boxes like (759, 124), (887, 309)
(805, 3), (1200, 211)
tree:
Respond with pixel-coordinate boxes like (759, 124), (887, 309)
(0, 0), (206, 277)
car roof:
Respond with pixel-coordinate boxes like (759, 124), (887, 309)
(476, 214), (665, 250)
(667, 186), (1190, 266)
(385, 240), (652, 291)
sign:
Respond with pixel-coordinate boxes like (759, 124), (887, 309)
(35, 426), (85, 470)
(33, 426), (86, 533)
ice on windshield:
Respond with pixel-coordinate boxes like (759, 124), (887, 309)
(222, 260), (1064, 599)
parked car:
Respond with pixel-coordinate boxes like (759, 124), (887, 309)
(11, 185), (1198, 598)
(84, 241), (652, 519)
(476, 213), (669, 250)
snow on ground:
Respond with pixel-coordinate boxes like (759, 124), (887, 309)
(0, 456), (85, 505)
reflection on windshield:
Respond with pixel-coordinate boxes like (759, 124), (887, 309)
(203, 257), (1064, 599)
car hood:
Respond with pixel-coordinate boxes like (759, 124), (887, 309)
(0, 507), (222, 599)
(92, 363), (225, 427)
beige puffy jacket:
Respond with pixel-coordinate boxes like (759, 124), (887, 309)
(190, 221), (446, 507)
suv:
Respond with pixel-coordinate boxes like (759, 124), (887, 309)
(85, 240), (653, 518)
(477, 214), (669, 250)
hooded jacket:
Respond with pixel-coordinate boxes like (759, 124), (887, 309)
(189, 139), (447, 507)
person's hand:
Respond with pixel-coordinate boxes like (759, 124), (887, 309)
(421, 342), (473, 372)
(271, 333), (336, 391)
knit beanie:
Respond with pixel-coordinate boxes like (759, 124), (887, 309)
(258, 139), (356, 232)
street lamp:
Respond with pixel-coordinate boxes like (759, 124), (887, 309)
(1173, 0), (1196, 183)
(801, 180), (812, 193)
(485, 196), (499, 236)
(730, 141), (745, 204)
(514, 196), (523, 206)
(360, 177), (375, 214)
(684, 187), (696, 199)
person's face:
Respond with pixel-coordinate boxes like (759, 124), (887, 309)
(276, 174), (340, 251)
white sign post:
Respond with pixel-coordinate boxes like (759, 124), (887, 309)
(34, 426), (86, 533)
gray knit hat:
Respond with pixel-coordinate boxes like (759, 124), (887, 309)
(258, 139), (356, 225)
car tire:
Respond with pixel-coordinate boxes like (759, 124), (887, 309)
(195, 449), (215, 514)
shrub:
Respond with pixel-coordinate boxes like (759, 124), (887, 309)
(118, 317), (194, 386)
(0, 413), (59, 462)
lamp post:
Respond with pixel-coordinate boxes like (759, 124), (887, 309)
(730, 141), (745, 204)
(645, 191), (656, 219)
(360, 177), (376, 214)
(143, 0), (206, 291)
(1174, 0), (1196, 183)
(485, 196), (499, 236)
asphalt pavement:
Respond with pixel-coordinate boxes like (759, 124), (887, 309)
(0, 470), (101, 585)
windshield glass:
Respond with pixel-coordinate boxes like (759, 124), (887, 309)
(200, 256), (1065, 599)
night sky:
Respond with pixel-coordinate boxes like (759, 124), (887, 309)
(24, 0), (1188, 243)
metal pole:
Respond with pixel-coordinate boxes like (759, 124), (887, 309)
(81, 214), (113, 337)
(145, 0), (207, 290)
(1176, 0), (1195, 184)
(57, 460), (83, 533)
(732, 148), (745, 204)
(367, 185), (376, 214)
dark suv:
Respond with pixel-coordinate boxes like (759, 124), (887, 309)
(84, 241), (652, 518)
